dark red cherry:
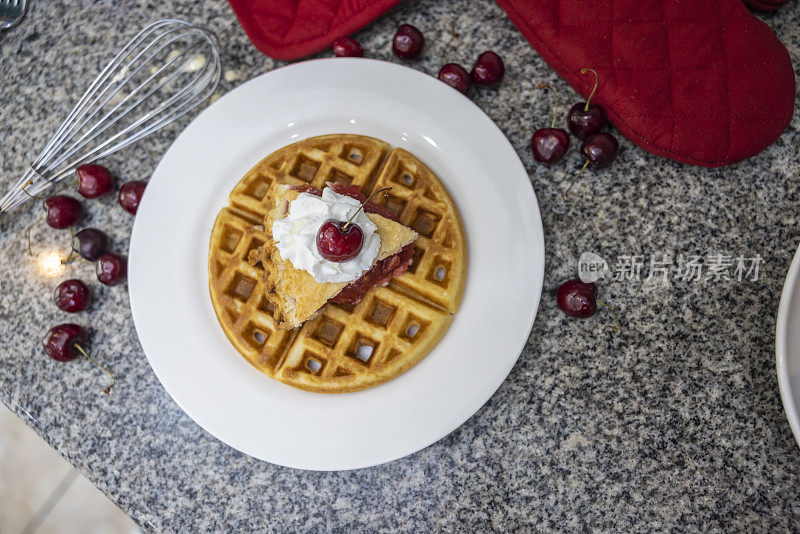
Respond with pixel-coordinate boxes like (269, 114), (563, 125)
(567, 102), (607, 140)
(532, 128), (570, 165)
(118, 180), (146, 215)
(76, 164), (114, 198)
(470, 51), (505, 86)
(96, 253), (127, 286)
(564, 133), (620, 199)
(72, 228), (109, 261)
(438, 63), (471, 95)
(581, 133), (619, 169)
(43, 323), (87, 362)
(316, 220), (364, 262)
(332, 37), (364, 57)
(567, 68), (607, 139)
(392, 24), (424, 60)
(54, 279), (91, 313)
(44, 195), (83, 229)
(531, 83), (569, 165)
(557, 279), (597, 318)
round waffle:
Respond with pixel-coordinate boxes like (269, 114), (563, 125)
(208, 134), (467, 393)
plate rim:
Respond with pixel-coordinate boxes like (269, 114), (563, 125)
(776, 242), (800, 449)
(128, 58), (545, 470)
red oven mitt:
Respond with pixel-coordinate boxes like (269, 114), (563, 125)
(228, 0), (404, 60)
(229, 0), (795, 167)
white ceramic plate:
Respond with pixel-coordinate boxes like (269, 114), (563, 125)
(129, 58), (544, 470)
(776, 243), (800, 450)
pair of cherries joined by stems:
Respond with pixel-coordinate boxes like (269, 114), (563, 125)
(531, 69), (619, 199)
(332, 25), (505, 96)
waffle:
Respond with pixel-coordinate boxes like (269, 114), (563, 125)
(209, 134), (467, 393)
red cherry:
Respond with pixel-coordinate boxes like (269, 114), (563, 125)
(41, 324), (116, 393)
(564, 133), (619, 199)
(531, 83), (569, 165)
(532, 128), (570, 165)
(392, 24), (424, 60)
(54, 279), (91, 313)
(96, 253), (127, 286)
(72, 228), (109, 261)
(438, 63), (471, 95)
(43, 323), (87, 362)
(556, 279), (597, 318)
(118, 180), (146, 214)
(332, 37), (364, 57)
(316, 220), (364, 262)
(567, 102), (607, 140)
(581, 133), (619, 169)
(76, 164), (114, 198)
(557, 279), (622, 332)
(470, 51), (505, 86)
(44, 195), (83, 229)
(567, 68), (608, 140)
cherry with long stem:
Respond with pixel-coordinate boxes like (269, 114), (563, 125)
(341, 187), (392, 231)
(564, 132), (619, 200)
(567, 68), (608, 140)
(72, 343), (116, 394)
(531, 83), (570, 165)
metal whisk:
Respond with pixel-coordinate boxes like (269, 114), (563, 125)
(0, 19), (221, 214)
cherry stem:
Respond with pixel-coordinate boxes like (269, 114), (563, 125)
(537, 82), (559, 128)
(22, 179), (76, 200)
(342, 187), (393, 231)
(564, 160), (590, 200)
(61, 227), (76, 265)
(26, 215), (45, 256)
(73, 343), (116, 395)
(581, 68), (599, 112)
(439, 21), (459, 64)
(597, 300), (622, 333)
(21, 180), (47, 201)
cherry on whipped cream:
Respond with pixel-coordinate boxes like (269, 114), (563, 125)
(316, 220), (364, 262)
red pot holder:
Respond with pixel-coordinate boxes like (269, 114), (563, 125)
(228, 0), (404, 60)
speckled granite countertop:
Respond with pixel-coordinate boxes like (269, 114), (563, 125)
(1, 0), (799, 531)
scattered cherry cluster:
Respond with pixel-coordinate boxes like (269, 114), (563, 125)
(331, 24), (505, 95)
(39, 164), (146, 393)
(531, 69), (619, 199)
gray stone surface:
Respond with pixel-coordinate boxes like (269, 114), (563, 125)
(1, 0), (799, 531)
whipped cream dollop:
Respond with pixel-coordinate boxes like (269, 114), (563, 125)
(272, 188), (381, 284)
